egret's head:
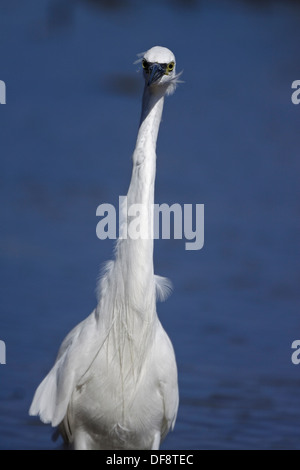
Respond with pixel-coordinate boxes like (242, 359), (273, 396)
(141, 46), (181, 95)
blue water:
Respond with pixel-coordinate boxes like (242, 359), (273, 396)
(0, 0), (300, 450)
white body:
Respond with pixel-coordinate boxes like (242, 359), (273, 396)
(29, 46), (180, 450)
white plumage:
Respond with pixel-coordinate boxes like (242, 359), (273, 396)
(29, 46), (181, 450)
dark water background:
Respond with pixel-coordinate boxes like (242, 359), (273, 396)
(0, 0), (300, 450)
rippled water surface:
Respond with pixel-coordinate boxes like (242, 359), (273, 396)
(0, 0), (299, 450)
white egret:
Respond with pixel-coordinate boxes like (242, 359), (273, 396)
(29, 46), (181, 450)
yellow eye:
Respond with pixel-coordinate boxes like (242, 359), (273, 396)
(142, 59), (148, 70)
(167, 61), (175, 72)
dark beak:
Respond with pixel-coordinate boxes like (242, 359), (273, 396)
(147, 63), (166, 86)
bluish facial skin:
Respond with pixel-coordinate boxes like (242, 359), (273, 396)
(142, 59), (175, 86)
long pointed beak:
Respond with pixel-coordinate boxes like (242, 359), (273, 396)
(147, 63), (165, 86)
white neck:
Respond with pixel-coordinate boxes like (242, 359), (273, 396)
(137, 86), (165, 155)
(96, 84), (166, 382)
(117, 86), (165, 314)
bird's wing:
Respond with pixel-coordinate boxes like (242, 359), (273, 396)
(29, 310), (100, 427)
(154, 321), (179, 435)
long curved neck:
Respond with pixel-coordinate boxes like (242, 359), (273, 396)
(130, 86), (164, 209)
(137, 87), (165, 153)
(95, 86), (166, 377)
(117, 87), (165, 313)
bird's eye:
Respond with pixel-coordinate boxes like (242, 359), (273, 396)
(142, 59), (149, 70)
(167, 62), (175, 72)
